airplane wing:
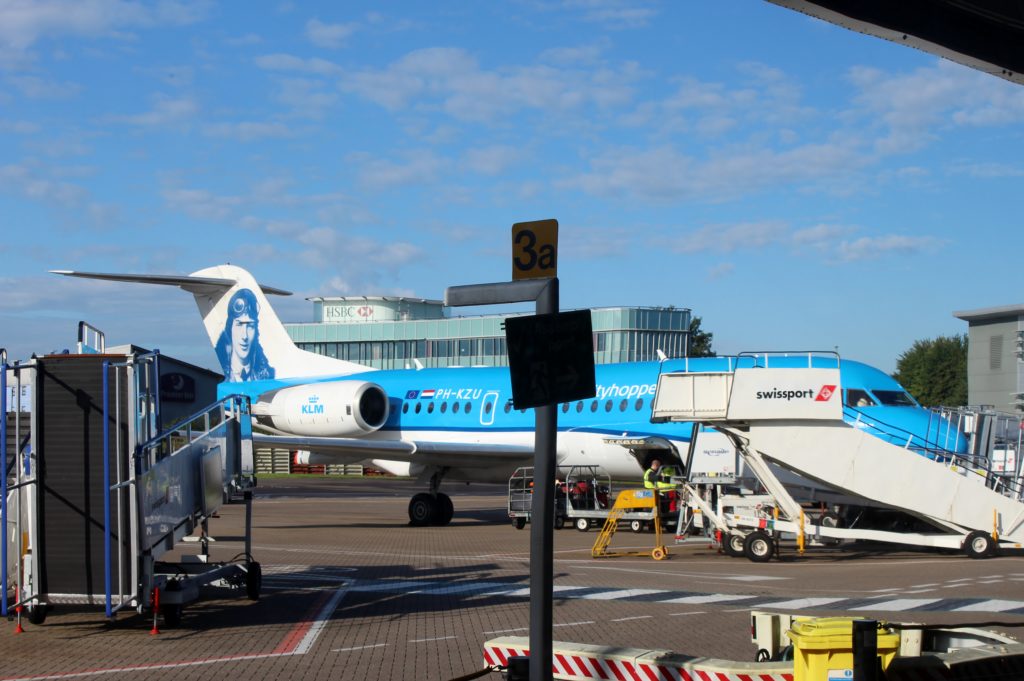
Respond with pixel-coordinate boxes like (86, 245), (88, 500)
(251, 433), (535, 469)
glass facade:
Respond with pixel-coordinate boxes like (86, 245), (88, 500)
(285, 299), (692, 370)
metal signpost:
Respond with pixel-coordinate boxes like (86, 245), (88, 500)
(445, 219), (595, 681)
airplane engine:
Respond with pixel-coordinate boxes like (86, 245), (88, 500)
(256, 380), (389, 437)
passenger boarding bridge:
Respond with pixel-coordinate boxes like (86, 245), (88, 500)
(651, 352), (1024, 560)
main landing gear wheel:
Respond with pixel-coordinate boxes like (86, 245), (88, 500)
(433, 493), (454, 526)
(743, 530), (774, 563)
(963, 530), (996, 559)
(408, 493), (435, 526)
(724, 533), (746, 558)
(575, 518), (590, 532)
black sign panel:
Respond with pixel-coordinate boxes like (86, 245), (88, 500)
(505, 309), (596, 409)
(160, 372), (196, 403)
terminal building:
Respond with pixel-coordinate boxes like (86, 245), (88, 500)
(954, 304), (1024, 414)
(284, 296), (694, 370)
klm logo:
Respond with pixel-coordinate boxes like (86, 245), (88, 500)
(302, 395), (324, 415)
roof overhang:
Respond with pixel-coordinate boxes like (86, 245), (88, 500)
(767, 0), (1024, 84)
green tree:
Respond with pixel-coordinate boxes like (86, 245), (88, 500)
(688, 316), (715, 357)
(892, 334), (967, 407)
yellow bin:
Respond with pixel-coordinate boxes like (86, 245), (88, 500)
(787, 617), (899, 681)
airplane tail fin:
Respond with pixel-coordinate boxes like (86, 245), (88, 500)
(51, 264), (372, 381)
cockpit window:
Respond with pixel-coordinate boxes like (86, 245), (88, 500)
(845, 389), (876, 407)
(872, 390), (917, 406)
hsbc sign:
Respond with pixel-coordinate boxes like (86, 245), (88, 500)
(728, 368), (843, 421)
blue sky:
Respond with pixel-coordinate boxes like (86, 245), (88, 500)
(2, 1), (1022, 375)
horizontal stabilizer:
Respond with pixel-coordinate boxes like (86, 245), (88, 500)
(50, 270), (292, 296)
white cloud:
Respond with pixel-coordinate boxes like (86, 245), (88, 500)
(275, 77), (338, 119)
(790, 223), (850, 250)
(0, 162), (87, 205)
(110, 93), (197, 127)
(356, 150), (449, 190)
(706, 262), (734, 280)
(0, 118), (40, 133)
(947, 161), (1024, 178)
(306, 18), (356, 49)
(340, 46), (639, 123)
(461, 145), (524, 176)
(225, 33), (261, 47)
(8, 75), (81, 99)
(161, 187), (242, 221)
(836, 234), (945, 262)
(668, 221), (789, 255)
(254, 52), (342, 76)
(0, 0), (210, 51)
(202, 121), (293, 141)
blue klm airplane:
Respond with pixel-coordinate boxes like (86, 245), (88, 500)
(52, 265), (964, 527)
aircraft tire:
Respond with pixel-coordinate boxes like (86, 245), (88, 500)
(724, 533), (745, 557)
(432, 493), (454, 526)
(963, 530), (995, 559)
(818, 511), (842, 546)
(245, 562), (262, 601)
(743, 530), (774, 563)
(408, 493), (436, 527)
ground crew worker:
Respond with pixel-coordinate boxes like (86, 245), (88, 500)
(643, 458), (675, 490)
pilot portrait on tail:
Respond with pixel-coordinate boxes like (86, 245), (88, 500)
(216, 288), (275, 382)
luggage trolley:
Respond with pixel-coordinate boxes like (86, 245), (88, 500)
(507, 465), (613, 530)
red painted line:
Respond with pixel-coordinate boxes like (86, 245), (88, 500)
(621, 660), (644, 681)
(640, 663), (660, 680)
(591, 657), (611, 680)
(608, 659), (628, 681)
(272, 589), (333, 654)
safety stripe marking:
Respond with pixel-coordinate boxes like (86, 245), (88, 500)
(755, 597), (847, 610)
(953, 599), (1024, 612)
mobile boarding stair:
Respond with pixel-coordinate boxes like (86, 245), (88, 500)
(650, 351), (1024, 561)
(2, 350), (259, 627)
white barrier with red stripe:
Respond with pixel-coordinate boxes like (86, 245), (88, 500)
(482, 637), (794, 681)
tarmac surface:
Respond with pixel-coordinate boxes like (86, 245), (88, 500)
(2, 476), (1023, 680)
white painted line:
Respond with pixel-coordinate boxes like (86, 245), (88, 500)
(953, 600), (1024, 612)
(331, 643), (389, 653)
(576, 588), (668, 600)
(661, 594), (755, 605)
(757, 597), (848, 610)
(669, 611), (707, 617)
(610, 615), (653, 622)
(553, 621), (595, 628)
(852, 598), (941, 612)
(293, 584), (351, 654)
(410, 636), (458, 643)
(483, 627), (530, 634)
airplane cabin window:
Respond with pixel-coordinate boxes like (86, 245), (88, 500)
(441, 402), (448, 413)
(872, 390), (917, 406)
(561, 403), (570, 413)
(635, 398), (644, 411)
(604, 400), (612, 412)
(465, 402), (472, 414)
(402, 403), (409, 414)
(428, 402), (435, 414)
(576, 401), (583, 413)
(845, 389), (876, 407)
(415, 403), (422, 414)
(453, 402), (461, 413)
(484, 402), (492, 414)
(590, 401), (598, 413)
(504, 402), (512, 413)
(619, 399), (628, 412)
